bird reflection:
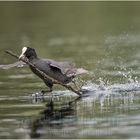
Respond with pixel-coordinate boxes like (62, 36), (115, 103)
(29, 96), (81, 138)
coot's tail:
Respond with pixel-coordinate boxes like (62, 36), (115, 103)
(75, 68), (89, 76)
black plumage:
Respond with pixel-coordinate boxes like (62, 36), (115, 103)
(19, 47), (88, 92)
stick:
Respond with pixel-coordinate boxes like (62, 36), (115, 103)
(5, 50), (82, 96)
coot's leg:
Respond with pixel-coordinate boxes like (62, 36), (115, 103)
(41, 80), (53, 94)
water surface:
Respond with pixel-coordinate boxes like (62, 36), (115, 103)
(0, 1), (140, 139)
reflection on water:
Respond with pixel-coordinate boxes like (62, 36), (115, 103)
(25, 89), (139, 139)
(1, 1), (140, 139)
(30, 97), (79, 138)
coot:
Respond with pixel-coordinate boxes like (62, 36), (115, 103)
(19, 47), (88, 92)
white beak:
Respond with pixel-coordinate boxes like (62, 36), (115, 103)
(19, 47), (27, 60)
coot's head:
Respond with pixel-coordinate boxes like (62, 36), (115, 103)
(19, 47), (37, 60)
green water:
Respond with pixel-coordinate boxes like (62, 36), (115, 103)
(0, 1), (140, 139)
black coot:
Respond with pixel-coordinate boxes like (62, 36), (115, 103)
(19, 47), (88, 92)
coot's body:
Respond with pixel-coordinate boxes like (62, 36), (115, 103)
(19, 47), (88, 92)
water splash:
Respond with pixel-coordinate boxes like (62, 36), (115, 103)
(82, 81), (140, 94)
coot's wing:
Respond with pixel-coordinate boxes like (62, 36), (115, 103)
(48, 60), (77, 77)
(0, 61), (26, 69)
(42, 58), (88, 77)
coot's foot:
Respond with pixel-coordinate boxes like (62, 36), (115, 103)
(31, 91), (45, 103)
(31, 91), (44, 98)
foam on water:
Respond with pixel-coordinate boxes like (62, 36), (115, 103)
(82, 82), (140, 94)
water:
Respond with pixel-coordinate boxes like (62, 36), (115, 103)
(0, 1), (140, 139)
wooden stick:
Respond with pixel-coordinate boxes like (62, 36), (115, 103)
(5, 50), (82, 96)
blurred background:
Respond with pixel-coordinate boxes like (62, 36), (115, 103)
(0, 1), (140, 139)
